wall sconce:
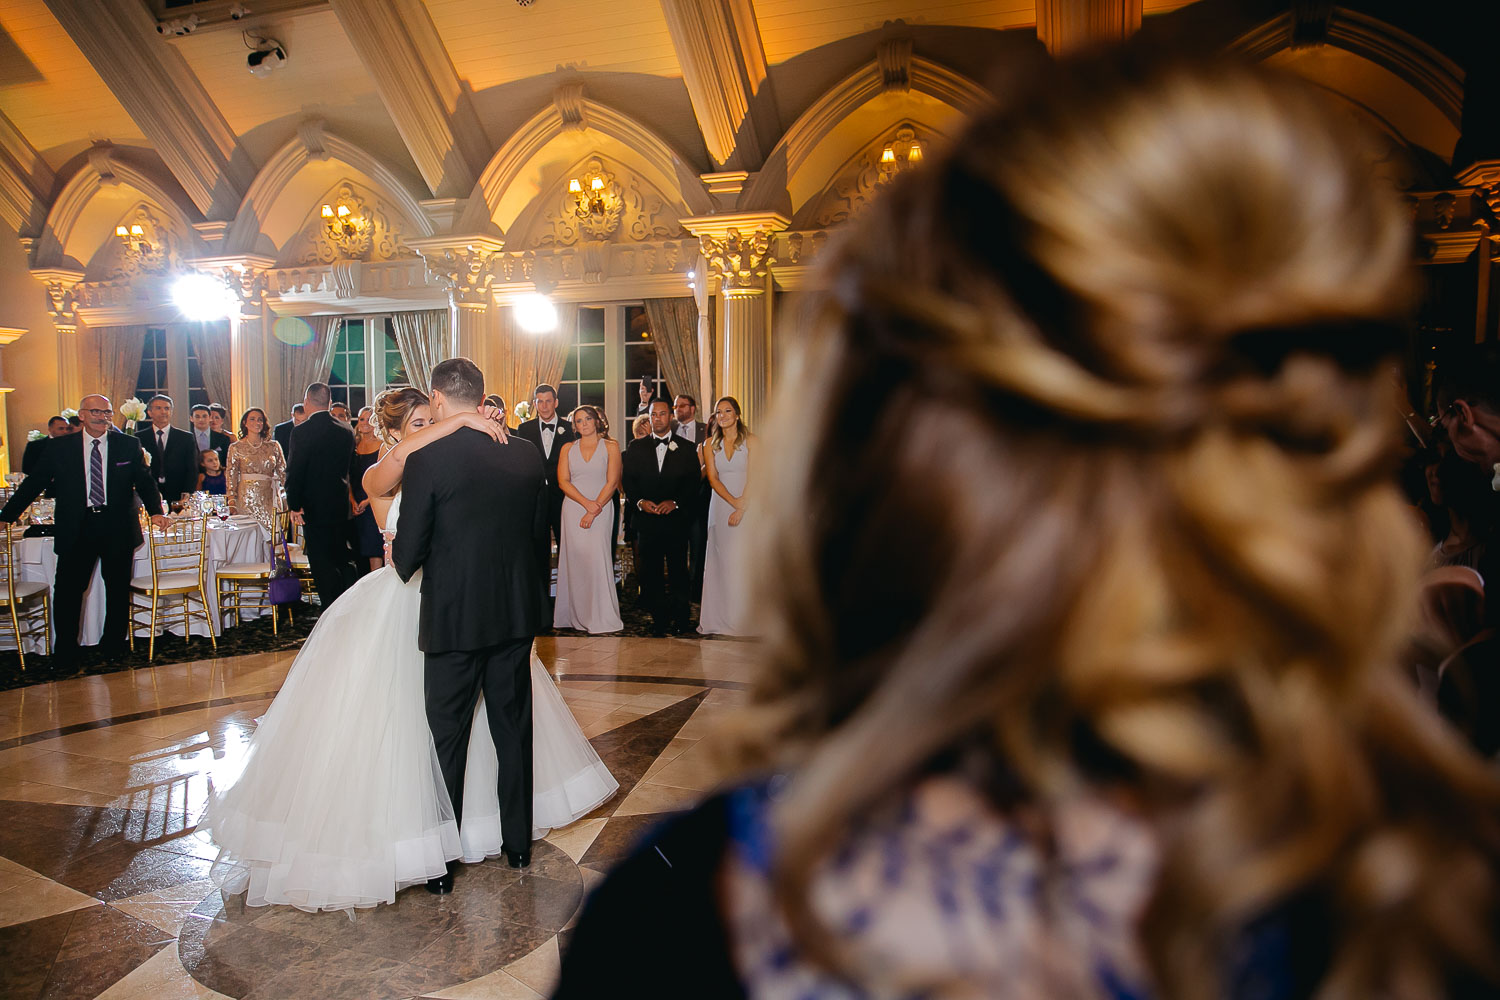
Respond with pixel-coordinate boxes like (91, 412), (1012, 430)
(877, 126), (923, 184)
(114, 222), (166, 273)
(565, 158), (624, 238)
(319, 197), (373, 258)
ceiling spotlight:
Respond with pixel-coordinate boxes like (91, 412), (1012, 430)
(247, 39), (286, 77)
(173, 273), (237, 322)
(515, 294), (558, 334)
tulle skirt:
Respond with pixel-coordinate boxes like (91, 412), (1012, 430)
(199, 565), (618, 912)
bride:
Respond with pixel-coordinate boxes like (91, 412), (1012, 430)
(199, 386), (618, 913)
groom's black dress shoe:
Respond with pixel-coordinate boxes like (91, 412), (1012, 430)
(505, 850), (530, 869)
(426, 862), (456, 894)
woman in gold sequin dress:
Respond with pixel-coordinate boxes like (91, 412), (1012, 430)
(226, 407), (287, 533)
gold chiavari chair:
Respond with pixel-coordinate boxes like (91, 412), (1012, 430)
(0, 522), (51, 668)
(128, 514), (217, 660)
(216, 512), (296, 635)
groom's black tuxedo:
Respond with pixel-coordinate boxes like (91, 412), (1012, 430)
(622, 433), (699, 632)
(392, 426), (549, 856)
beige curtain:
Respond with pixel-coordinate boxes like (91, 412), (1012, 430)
(188, 320), (233, 408)
(490, 303), (578, 423)
(643, 298), (700, 406)
(78, 324), (148, 418)
(389, 309), (448, 393)
(275, 315), (341, 421)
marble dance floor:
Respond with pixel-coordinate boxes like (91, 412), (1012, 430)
(0, 635), (756, 999)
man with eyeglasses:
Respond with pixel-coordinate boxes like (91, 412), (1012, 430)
(0, 396), (169, 670)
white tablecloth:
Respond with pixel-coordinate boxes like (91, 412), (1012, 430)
(8, 518), (272, 652)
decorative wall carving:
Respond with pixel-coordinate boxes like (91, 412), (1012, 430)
(529, 158), (686, 249)
(101, 205), (184, 280)
(878, 38), (913, 93)
(805, 123), (932, 229)
(701, 228), (772, 291)
(422, 244), (497, 304)
(286, 182), (415, 265)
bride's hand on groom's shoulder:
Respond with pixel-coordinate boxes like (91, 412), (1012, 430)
(456, 410), (508, 444)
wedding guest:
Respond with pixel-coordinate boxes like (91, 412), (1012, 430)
(698, 396), (754, 636)
(208, 403), (229, 437)
(514, 383), (575, 563)
(674, 393), (710, 599)
(1428, 449), (1492, 571)
(484, 394), (507, 422)
(226, 407), (287, 534)
(623, 414), (653, 574)
(349, 406), (384, 574)
(557, 51), (1500, 999)
(21, 415), (69, 475)
(329, 401), (351, 425)
(1436, 343), (1500, 469)
(621, 399), (697, 635)
(273, 402), (305, 457)
(189, 403), (232, 467)
(554, 405), (623, 633)
(197, 449), (227, 495)
(286, 383), (359, 605)
(635, 375), (656, 416)
(66, 414), (80, 432)
(136, 393), (196, 510)
(0, 395), (167, 670)
(631, 414), (651, 440)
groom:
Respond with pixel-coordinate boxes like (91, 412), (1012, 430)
(391, 358), (550, 889)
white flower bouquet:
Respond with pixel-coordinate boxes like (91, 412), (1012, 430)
(26, 429), (43, 443)
(60, 407), (78, 420)
(514, 400), (533, 422)
(118, 397), (148, 431)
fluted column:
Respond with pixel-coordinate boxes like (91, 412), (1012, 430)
(33, 268), (83, 409)
(720, 285), (768, 427)
(1036, 0), (1142, 55)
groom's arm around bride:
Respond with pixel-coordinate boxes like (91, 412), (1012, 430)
(390, 358), (550, 870)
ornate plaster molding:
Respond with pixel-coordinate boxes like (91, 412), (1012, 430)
(31, 267), (86, 332)
(408, 235), (505, 305)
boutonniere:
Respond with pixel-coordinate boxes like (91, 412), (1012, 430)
(668, 440), (679, 452)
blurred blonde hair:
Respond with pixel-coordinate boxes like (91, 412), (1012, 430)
(744, 49), (1500, 999)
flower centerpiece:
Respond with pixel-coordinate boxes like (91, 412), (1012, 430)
(514, 400), (533, 422)
(117, 397), (147, 432)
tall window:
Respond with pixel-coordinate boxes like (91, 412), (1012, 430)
(558, 307), (607, 415)
(135, 327), (169, 399)
(623, 305), (666, 433)
(329, 319), (368, 411)
(185, 336), (209, 407)
(375, 319), (408, 391)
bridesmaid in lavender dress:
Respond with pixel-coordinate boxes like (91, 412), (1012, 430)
(699, 396), (754, 636)
(554, 405), (624, 633)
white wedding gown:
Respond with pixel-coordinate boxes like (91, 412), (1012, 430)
(199, 493), (618, 912)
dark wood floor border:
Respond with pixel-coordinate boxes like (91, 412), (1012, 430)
(0, 691), (281, 751)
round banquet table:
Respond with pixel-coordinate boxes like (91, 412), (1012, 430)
(6, 517), (273, 654)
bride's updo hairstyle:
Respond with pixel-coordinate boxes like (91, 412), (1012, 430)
(370, 386), (429, 445)
(746, 48), (1500, 998)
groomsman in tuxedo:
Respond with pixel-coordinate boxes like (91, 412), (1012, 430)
(273, 403), (305, 458)
(622, 399), (699, 635)
(189, 404), (232, 467)
(673, 394), (710, 599)
(514, 384), (575, 562)
(136, 394), (196, 510)
(0, 395), (168, 669)
(22, 416), (70, 475)
(285, 382), (359, 606)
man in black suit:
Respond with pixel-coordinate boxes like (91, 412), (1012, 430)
(136, 394), (196, 509)
(188, 404), (232, 469)
(21, 416), (69, 476)
(513, 383), (575, 565)
(272, 403), (305, 458)
(622, 399), (700, 635)
(285, 382), (358, 607)
(392, 358), (548, 885)
(673, 394), (710, 599)
(0, 395), (168, 669)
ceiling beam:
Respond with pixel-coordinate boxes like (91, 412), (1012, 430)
(1036, 0), (1142, 54)
(0, 109), (54, 240)
(659, 0), (779, 170)
(328, 0), (491, 200)
(42, 0), (253, 221)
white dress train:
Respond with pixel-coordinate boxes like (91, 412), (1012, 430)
(199, 493), (618, 912)
(553, 440), (623, 634)
(699, 443), (753, 636)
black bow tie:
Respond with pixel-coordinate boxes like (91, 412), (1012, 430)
(542, 423), (555, 432)
(655, 438), (670, 446)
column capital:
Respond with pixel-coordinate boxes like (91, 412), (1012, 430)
(31, 267), (85, 332)
(410, 235), (506, 304)
(190, 254), (278, 316)
(682, 213), (788, 292)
